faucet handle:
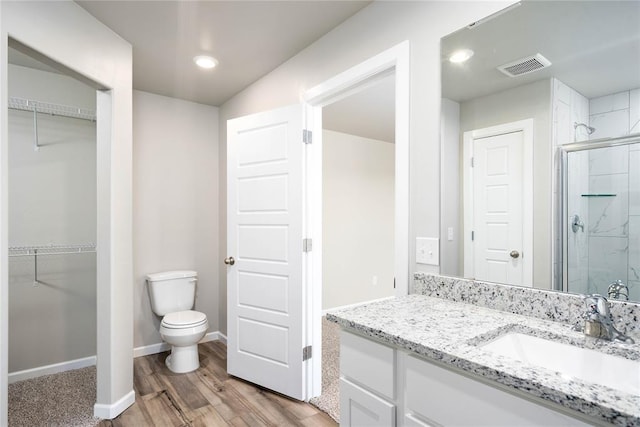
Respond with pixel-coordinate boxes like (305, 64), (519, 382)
(584, 294), (610, 317)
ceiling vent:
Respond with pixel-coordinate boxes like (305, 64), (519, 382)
(497, 53), (551, 77)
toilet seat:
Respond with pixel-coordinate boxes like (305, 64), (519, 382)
(162, 310), (207, 329)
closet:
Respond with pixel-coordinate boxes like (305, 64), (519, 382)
(7, 58), (97, 381)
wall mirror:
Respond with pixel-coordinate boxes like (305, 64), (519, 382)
(440, 1), (640, 302)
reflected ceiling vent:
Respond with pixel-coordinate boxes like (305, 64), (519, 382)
(497, 53), (551, 77)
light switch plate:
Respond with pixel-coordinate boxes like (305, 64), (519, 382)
(416, 237), (439, 265)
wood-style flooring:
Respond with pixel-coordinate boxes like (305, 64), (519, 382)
(99, 341), (336, 427)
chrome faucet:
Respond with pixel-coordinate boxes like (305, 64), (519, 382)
(607, 280), (629, 301)
(580, 294), (634, 343)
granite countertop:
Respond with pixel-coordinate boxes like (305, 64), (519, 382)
(327, 294), (640, 426)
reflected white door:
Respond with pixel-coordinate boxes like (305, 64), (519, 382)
(226, 104), (306, 400)
(464, 119), (533, 287)
(474, 131), (524, 285)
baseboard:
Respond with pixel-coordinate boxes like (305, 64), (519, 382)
(8, 355), (96, 384)
(94, 389), (135, 419)
(9, 331), (227, 383)
(322, 296), (395, 316)
(133, 330), (226, 358)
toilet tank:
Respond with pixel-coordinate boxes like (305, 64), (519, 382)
(146, 270), (197, 316)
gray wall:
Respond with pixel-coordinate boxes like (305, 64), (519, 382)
(440, 98), (461, 276)
(458, 78), (552, 289)
(322, 130), (394, 310)
(133, 90), (219, 349)
(217, 1), (514, 335)
(8, 65), (96, 373)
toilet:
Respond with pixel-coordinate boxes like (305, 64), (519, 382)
(146, 270), (209, 373)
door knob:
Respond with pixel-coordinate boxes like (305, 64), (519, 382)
(224, 257), (235, 265)
(510, 250), (520, 259)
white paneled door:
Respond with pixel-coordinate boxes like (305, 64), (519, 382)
(226, 105), (306, 400)
(464, 119), (533, 287)
(473, 131), (525, 285)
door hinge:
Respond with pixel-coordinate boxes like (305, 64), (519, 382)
(303, 345), (312, 361)
(303, 129), (313, 144)
(471, 156), (474, 167)
(471, 231), (475, 241)
(303, 238), (313, 252)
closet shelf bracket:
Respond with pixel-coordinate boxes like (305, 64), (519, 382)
(8, 244), (97, 286)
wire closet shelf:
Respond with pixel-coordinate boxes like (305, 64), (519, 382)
(8, 97), (97, 121)
(9, 244), (97, 257)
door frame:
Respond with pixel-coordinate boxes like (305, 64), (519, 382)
(302, 40), (410, 398)
(463, 119), (534, 285)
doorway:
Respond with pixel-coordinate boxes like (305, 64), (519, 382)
(463, 119), (534, 286)
(308, 73), (396, 420)
(304, 41), (410, 402)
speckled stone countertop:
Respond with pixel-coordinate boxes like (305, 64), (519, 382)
(327, 294), (640, 426)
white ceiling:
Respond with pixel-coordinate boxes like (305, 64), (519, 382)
(75, 0), (370, 106)
(442, 1), (640, 102)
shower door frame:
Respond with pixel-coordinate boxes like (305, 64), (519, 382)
(560, 134), (640, 293)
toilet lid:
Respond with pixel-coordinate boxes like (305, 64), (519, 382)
(162, 310), (207, 328)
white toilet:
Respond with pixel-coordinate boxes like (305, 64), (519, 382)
(146, 270), (209, 373)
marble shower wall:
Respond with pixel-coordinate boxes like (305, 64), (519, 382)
(589, 89), (640, 140)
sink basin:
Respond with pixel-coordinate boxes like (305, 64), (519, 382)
(481, 332), (640, 395)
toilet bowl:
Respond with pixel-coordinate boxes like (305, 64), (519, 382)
(160, 310), (208, 373)
(146, 270), (209, 374)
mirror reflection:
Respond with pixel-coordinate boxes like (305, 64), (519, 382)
(440, 1), (640, 301)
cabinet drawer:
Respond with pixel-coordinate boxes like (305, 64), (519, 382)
(340, 378), (396, 427)
(341, 330), (395, 400)
(404, 354), (590, 426)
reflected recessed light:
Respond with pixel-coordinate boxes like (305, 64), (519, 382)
(449, 49), (474, 64)
(194, 55), (218, 69)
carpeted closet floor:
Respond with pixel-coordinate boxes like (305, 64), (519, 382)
(309, 316), (340, 422)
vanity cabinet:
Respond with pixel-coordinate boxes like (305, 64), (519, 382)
(340, 330), (592, 427)
(340, 330), (397, 426)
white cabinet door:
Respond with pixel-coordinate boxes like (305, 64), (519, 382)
(226, 105), (306, 400)
(341, 378), (396, 427)
(341, 330), (395, 401)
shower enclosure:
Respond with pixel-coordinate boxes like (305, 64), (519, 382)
(562, 135), (640, 301)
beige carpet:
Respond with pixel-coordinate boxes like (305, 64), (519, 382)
(9, 366), (100, 427)
(309, 316), (340, 423)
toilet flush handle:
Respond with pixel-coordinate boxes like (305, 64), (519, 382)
(224, 256), (235, 266)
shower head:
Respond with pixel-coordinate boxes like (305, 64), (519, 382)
(574, 122), (596, 135)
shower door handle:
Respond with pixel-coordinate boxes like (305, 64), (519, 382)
(510, 250), (520, 259)
(224, 256), (235, 266)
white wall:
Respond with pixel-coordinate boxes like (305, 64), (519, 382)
(323, 130), (394, 310)
(218, 0), (514, 334)
(8, 64), (96, 373)
(458, 79), (552, 289)
(133, 90), (219, 348)
(1, 1), (133, 420)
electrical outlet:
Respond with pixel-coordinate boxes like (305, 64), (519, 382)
(447, 227), (454, 241)
(416, 237), (439, 266)
(372, 275), (378, 286)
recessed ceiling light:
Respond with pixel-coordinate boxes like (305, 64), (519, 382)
(194, 55), (218, 69)
(449, 49), (474, 64)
